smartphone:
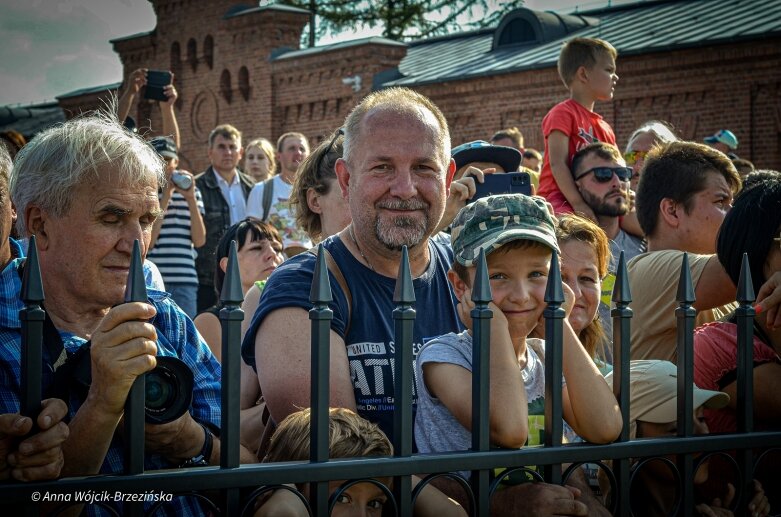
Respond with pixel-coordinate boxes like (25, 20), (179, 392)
(470, 172), (532, 202)
(144, 70), (172, 101)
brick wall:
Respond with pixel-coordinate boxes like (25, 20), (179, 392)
(61, 3), (781, 172)
(416, 38), (781, 169)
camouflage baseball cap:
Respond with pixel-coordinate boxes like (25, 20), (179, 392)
(450, 194), (558, 267)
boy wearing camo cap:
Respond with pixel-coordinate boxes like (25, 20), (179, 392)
(414, 194), (621, 488)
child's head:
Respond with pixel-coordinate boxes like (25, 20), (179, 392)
(265, 408), (393, 516)
(150, 136), (179, 175)
(449, 194), (559, 338)
(558, 37), (618, 98)
(605, 360), (729, 484)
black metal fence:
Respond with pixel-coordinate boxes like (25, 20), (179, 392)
(1, 239), (779, 516)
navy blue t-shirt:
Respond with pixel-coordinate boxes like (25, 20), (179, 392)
(241, 235), (463, 441)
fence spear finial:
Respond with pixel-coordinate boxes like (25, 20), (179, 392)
(124, 240), (147, 303)
(310, 243), (333, 304)
(676, 252), (696, 304)
(393, 246), (415, 304)
(220, 240), (244, 305)
(21, 235), (44, 304)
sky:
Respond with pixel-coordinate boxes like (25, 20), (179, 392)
(0, 0), (634, 106)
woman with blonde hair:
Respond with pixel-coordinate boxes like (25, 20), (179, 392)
(244, 137), (276, 183)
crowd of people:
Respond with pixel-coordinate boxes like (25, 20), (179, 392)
(0, 35), (778, 517)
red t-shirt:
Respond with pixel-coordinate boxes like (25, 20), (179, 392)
(538, 99), (616, 214)
(693, 321), (779, 434)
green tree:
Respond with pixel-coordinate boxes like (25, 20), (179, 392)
(267, 0), (525, 46)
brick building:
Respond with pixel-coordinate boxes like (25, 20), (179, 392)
(4, 0), (780, 172)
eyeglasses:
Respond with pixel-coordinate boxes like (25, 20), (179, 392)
(574, 166), (633, 182)
(623, 150), (648, 166)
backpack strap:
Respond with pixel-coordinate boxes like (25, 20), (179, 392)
(256, 245), (352, 461)
(261, 177), (275, 221)
(306, 245), (352, 336)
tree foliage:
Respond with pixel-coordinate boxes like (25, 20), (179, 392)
(266, 0), (525, 44)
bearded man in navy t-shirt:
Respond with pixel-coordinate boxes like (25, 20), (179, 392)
(241, 87), (464, 443)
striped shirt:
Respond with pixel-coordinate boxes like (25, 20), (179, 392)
(0, 256), (221, 516)
(147, 188), (204, 286)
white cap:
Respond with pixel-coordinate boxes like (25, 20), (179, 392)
(605, 360), (729, 425)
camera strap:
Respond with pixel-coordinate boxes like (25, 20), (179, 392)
(17, 260), (88, 405)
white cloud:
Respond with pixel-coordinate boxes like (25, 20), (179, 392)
(0, 0), (155, 105)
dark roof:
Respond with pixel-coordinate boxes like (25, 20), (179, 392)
(109, 30), (154, 44)
(0, 103), (65, 139)
(57, 82), (122, 100)
(224, 3), (310, 19)
(274, 36), (406, 61)
(384, 0), (781, 87)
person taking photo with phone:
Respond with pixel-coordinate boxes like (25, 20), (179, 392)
(147, 137), (206, 318)
(117, 68), (180, 147)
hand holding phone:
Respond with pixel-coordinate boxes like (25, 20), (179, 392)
(144, 70), (172, 101)
(470, 172), (532, 202)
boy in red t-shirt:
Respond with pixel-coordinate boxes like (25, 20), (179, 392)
(538, 38), (618, 218)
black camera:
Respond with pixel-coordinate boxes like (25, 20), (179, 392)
(71, 346), (193, 424)
(144, 356), (194, 424)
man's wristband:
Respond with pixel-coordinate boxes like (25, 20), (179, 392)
(179, 422), (212, 468)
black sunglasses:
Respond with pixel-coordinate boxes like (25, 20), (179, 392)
(574, 166), (632, 183)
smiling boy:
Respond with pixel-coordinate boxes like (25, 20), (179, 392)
(414, 195), (621, 516)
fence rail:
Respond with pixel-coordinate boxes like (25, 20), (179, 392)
(1, 240), (779, 516)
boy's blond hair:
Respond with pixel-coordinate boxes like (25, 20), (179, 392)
(557, 37), (617, 88)
(264, 408), (393, 463)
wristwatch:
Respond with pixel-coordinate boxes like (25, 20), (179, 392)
(179, 422), (213, 468)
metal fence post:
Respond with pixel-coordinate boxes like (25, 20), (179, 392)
(219, 240), (244, 514)
(309, 244), (333, 515)
(543, 250), (564, 485)
(675, 252), (696, 514)
(735, 253), (755, 511)
(20, 235), (43, 422)
(611, 251), (632, 515)
(392, 246), (415, 516)
(123, 240), (147, 517)
(471, 248), (493, 515)
(19, 235), (44, 517)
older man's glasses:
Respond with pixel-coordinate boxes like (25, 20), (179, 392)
(574, 166), (632, 183)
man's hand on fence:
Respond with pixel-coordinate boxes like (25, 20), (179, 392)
(0, 398), (69, 481)
(88, 303), (158, 416)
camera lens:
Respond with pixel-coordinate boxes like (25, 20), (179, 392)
(146, 368), (175, 411)
(144, 356), (194, 424)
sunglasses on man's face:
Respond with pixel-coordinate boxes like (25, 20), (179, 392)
(574, 166), (633, 183)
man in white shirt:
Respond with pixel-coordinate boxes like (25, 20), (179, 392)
(247, 132), (311, 256)
(195, 124), (255, 311)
